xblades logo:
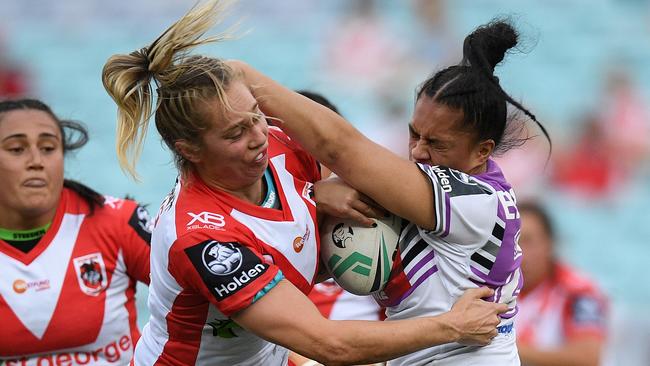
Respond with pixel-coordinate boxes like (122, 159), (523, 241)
(186, 211), (226, 231)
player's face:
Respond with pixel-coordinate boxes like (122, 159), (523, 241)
(193, 81), (269, 195)
(0, 110), (64, 227)
(409, 96), (489, 174)
(519, 210), (554, 290)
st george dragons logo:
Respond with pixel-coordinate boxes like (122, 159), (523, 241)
(73, 253), (108, 296)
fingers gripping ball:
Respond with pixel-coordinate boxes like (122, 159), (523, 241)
(320, 214), (403, 295)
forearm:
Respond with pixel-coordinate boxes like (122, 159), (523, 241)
(234, 61), (357, 165)
(235, 280), (460, 366)
(303, 315), (459, 365)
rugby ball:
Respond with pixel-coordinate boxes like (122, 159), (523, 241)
(320, 214), (403, 295)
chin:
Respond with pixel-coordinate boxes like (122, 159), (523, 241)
(22, 197), (58, 215)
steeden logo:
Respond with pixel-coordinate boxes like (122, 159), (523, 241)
(332, 223), (354, 248)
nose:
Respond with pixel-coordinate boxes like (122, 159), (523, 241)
(249, 120), (268, 149)
(27, 146), (44, 170)
(410, 139), (430, 162)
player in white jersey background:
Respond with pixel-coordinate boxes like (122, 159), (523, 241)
(101, 2), (508, 365)
(0, 99), (152, 366)
(231, 18), (552, 365)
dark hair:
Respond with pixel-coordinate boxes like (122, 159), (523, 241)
(0, 99), (89, 154)
(296, 90), (340, 115)
(518, 200), (555, 240)
(416, 19), (550, 156)
(63, 180), (106, 215)
(0, 98), (104, 213)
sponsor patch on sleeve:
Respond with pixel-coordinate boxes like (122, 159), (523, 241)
(419, 164), (490, 197)
(184, 240), (270, 301)
(571, 295), (605, 326)
(128, 205), (153, 244)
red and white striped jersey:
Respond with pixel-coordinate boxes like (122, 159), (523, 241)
(0, 188), (152, 366)
(308, 280), (384, 321)
(516, 262), (608, 349)
(134, 129), (321, 366)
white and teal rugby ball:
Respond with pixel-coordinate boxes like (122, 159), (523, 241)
(320, 214), (403, 295)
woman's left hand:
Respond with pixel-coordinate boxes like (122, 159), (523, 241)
(314, 176), (387, 227)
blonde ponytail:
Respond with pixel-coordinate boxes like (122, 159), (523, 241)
(102, 0), (235, 179)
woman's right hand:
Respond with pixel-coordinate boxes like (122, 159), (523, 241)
(446, 287), (509, 346)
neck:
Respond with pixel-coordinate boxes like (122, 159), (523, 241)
(468, 161), (488, 175)
(0, 207), (58, 231)
(521, 264), (554, 296)
(197, 171), (265, 205)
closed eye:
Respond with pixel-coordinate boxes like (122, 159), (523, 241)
(408, 125), (419, 139)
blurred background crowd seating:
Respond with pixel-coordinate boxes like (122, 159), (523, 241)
(1, 0), (648, 364)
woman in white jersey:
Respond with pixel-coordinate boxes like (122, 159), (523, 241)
(101, 2), (507, 366)
(231, 20), (552, 365)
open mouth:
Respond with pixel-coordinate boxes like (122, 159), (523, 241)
(253, 148), (268, 164)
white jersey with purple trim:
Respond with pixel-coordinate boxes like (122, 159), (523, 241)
(374, 160), (522, 365)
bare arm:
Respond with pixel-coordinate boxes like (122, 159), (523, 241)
(232, 61), (437, 230)
(518, 337), (603, 366)
(232, 280), (507, 366)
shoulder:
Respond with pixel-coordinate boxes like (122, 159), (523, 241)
(268, 127), (313, 161)
(417, 164), (495, 198)
(64, 187), (140, 221)
(553, 264), (609, 331)
(170, 196), (253, 254)
(268, 127), (320, 180)
(555, 263), (606, 296)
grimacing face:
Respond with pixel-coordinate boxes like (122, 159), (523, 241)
(0, 109), (64, 229)
(186, 81), (269, 196)
(409, 96), (492, 175)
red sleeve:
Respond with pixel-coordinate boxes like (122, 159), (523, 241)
(119, 200), (153, 284)
(562, 289), (608, 340)
(168, 231), (282, 317)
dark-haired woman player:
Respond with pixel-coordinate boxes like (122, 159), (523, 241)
(0, 99), (152, 365)
(235, 19), (551, 365)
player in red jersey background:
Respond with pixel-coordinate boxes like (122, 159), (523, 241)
(0, 99), (152, 365)
(516, 201), (608, 366)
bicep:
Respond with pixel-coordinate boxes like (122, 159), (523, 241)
(331, 133), (436, 229)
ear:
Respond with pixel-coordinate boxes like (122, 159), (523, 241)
(475, 139), (495, 164)
(174, 140), (202, 164)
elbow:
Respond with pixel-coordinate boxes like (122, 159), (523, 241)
(316, 125), (362, 169)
